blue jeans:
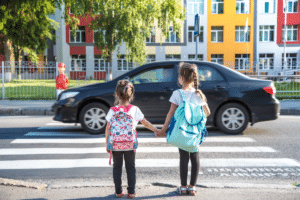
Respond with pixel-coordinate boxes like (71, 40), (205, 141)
(112, 150), (136, 194)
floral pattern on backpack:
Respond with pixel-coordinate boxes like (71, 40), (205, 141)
(107, 105), (138, 165)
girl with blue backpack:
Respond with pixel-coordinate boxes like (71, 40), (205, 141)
(105, 79), (159, 198)
(156, 62), (210, 196)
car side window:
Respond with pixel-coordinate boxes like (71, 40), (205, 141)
(198, 66), (224, 81)
(130, 68), (173, 84)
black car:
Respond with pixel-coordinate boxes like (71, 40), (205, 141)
(52, 61), (280, 135)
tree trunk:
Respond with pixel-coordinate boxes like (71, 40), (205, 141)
(13, 45), (23, 80)
(105, 51), (113, 82)
(4, 36), (15, 80)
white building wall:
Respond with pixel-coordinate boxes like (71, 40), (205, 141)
(55, 5), (70, 76)
(182, 0), (207, 61)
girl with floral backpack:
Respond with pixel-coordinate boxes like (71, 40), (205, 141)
(105, 79), (159, 198)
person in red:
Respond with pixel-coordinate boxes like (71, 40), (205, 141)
(56, 62), (69, 97)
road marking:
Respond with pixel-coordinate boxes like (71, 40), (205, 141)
(11, 137), (255, 144)
(24, 132), (89, 137)
(0, 146), (277, 155)
(1, 158), (299, 169)
(279, 116), (300, 119)
(38, 127), (82, 130)
(45, 123), (78, 126)
(24, 132), (156, 137)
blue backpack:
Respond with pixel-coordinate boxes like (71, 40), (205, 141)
(166, 90), (208, 152)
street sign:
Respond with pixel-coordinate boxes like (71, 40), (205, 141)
(194, 14), (200, 36)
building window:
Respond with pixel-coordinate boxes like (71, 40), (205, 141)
(211, 26), (223, 43)
(284, 0), (298, 13)
(262, 0), (275, 13)
(165, 54), (181, 60)
(283, 25), (298, 42)
(235, 54), (250, 70)
(117, 55), (133, 71)
(235, 26), (250, 42)
(94, 55), (109, 71)
(259, 54), (274, 70)
(211, 54), (223, 65)
(71, 55), (86, 71)
(165, 27), (180, 43)
(188, 26), (204, 42)
(211, 0), (224, 14)
(188, 54), (203, 61)
(147, 55), (156, 63)
(282, 53), (298, 69)
(187, 0), (204, 15)
(146, 28), (155, 43)
(259, 26), (275, 42)
(70, 26), (86, 43)
(236, 0), (250, 14)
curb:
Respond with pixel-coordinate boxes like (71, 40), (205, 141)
(0, 108), (54, 116)
(0, 178), (47, 190)
(1, 178), (298, 190)
(280, 109), (300, 115)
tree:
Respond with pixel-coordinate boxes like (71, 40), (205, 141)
(0, 0), (58, 78)
(64, 0), (185, 80)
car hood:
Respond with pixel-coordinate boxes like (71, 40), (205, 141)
(62, 81), (115, 94)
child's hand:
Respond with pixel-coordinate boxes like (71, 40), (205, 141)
(106, 147), (110, 153)
(157, 129), (166, 138)
(154, 129), (160, 137)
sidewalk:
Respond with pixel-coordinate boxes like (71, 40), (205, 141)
(1, 183), (299, 200)
(0, 99), (300, 116)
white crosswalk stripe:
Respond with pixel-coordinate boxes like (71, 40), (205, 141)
(1, 158), (300, 170)
(0, 146), (277, 155)
(2, 123), (300, 171)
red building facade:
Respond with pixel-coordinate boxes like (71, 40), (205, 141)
(277, 1), (300, 45)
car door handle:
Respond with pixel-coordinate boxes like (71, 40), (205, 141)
(214, 85), (226, 90)
(164, 87), (174, 92)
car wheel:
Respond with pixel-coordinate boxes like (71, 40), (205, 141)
(79, 103), (109, 135)
(216, 103), (249, 135)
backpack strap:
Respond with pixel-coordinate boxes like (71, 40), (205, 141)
(179, 89), (186, 102)
(111, 104), (133, 113)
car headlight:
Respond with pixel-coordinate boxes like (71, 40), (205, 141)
(60, 92), (80, 100)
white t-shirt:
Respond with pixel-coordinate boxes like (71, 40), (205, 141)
(169, 89), (206, 106)
(105, 105), (145, 129)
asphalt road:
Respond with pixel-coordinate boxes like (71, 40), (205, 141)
(0, 115), (299, 188)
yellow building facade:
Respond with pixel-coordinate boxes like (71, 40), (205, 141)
(207, 0), (254, 71)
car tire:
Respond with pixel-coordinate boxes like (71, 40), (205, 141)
(79, 103), (109, 135)
(216, 103), (249, 135)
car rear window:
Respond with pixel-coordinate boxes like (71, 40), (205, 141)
(197, 66), (224, 81)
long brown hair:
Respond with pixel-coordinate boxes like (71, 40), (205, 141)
(114, 79), (134, 105)
(178, 62), (207, 102)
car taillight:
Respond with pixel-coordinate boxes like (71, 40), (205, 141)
(263, 85), (276, 95)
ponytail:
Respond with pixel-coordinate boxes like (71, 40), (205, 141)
(193, 71), (207, 102)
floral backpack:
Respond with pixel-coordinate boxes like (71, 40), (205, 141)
(107, 105), (138, 165)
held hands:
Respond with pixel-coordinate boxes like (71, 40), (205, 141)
(155, 128), (166, 138)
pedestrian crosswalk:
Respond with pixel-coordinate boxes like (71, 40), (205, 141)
(1, 121), (300, 177)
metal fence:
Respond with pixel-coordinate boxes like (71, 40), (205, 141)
(1, 61), (300, 100)
(0, 61), (104, 100)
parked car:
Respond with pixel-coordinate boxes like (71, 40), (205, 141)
(52, 61), (280, 135)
